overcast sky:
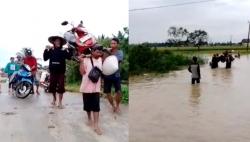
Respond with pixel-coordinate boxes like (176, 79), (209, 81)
(129, 0), (250, 44)
(0, 0), (128, 68)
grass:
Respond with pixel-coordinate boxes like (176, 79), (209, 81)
(65, 82), (81, 92)
(121, 84), (129, 104)
(129, 45), (206, 75)
(157, 45), (250, 55)
(159, 45), (247, 51)
(65, 82), (129, 104)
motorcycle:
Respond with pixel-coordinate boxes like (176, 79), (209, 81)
(40, 70), (50, 93)
(10, 64), (33, 99)
(61, 20), (97, 61)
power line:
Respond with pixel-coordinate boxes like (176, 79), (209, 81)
(247, 21), (250, 50)
(129, 0), (217, 12)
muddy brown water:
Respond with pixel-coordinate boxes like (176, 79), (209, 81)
(130, 55), (250, 142)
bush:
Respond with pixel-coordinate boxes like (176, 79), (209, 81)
(65, 60), (81, 84)
(129, 44), (204, 75)
(121, 85), (129, 104)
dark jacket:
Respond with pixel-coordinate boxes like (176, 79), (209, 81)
(43, 47), (73, 74)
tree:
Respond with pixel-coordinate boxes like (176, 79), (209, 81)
(97, 34), (110, 48)
(167, 26), (189, 46)
(187, 30), (208, 50)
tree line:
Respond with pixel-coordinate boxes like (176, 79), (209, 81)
(131, 26), (244, 50)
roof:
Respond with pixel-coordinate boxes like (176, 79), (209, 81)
(242, 39), (250, 43)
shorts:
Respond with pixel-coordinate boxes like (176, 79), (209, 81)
(192, 78), (200, 84)
(103, 73), (121, 94)
(33, 75), (39, 86)
(82, 93), (100, 112)
(49, 73), (65, 94)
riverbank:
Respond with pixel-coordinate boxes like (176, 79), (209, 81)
(159, 45), (250, 54)
(129, 45), (205, 76)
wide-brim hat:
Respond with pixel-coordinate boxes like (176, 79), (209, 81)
(48, 35), (67, 45)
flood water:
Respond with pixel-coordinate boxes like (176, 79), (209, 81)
(130, 55), (250, 142)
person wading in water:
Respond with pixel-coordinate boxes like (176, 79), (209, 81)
(188, 56), (201, 85)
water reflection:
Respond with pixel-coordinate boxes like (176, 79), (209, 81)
(189, 85), (201, 107)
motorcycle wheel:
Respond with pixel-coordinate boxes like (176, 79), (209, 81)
(15, 81), (32, 99)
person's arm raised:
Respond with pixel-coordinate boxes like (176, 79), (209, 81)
(43, 46), (52, 61)
(65, 47), (74, 60)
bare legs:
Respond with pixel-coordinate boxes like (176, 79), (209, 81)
(36, 84), (40, 95)
(86, 111), (92, 126)
(51, 93), (64, 109)
(107, 91), (122, 113)
(51, 93), (56, 105)
(58, 93), (63, 109)
(115, 91), (122, 113)
(107, 93), (115, 112)
(93, 112), (102, 135)
(85, 111), (102, 135)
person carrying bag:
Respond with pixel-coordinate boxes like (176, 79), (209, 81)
(88, 57), (102, 83)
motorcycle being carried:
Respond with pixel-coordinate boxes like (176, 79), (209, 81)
(10, 64), (33, 99)
(61, 21), (119, 77)
(62, 21), (97, 60)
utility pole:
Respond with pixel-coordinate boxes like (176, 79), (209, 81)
(247, 21), (250, 51)
(230, 35), (232, 46)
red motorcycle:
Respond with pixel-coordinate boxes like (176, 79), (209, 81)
(62, 21), (97, 58)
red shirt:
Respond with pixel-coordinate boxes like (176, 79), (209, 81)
(24, 56), (37, 72)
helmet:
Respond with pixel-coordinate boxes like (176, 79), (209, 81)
(25, 49), (32, 56)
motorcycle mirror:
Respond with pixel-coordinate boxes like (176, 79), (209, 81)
(61, 21), (69, 26)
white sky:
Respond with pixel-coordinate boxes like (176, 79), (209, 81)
(0, 0), (128, 68)
(129, 0), (250, 44)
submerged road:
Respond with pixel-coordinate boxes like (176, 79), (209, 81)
(130, 55), (250, 142)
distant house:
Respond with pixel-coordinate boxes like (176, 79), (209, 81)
(241, 39), (250, 46)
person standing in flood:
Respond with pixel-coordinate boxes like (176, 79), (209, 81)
(225, 54), (234, 69)
(43, 35), (73, 108)
(210, 54), (219, 69)
(188, 56), (201, 85)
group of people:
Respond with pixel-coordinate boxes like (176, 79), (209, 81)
(43, 35), (123, 135)
(0, 34), (123, 135)
(3, 49), (40, 94)
(210, 51), (236, 69)
(188, 51), (239, 85)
